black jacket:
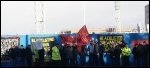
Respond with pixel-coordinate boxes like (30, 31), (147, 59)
(73, 45), (78, 58)
(38, 49), (45, 60)
(9, 48), (16, 59)
(66, 46), (73, 59)
(132, 47), (138, 58)
(109, 46), (114, 58)
(14, 46), (21, 57)
(26, 47), (33, 60)
(143, 44), (149, 56)
(82, 45), (90, 56)
(60, 46), (66, 60)
(99, 44), (105, 54)
(136, 44), (144, 57)
(20, 48), (26, 57)
(114, 45), (121, 57)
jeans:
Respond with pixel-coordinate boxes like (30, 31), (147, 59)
(114, 55), (120, 67)
(77, 54), (82, 66)
(21, 57), (25, 67)
(67, 58), (73, 67)
(85, 56), (89, 66)
(89, 53), (95, 66)
(122, 56), (130, 67)
(10, 58), (16, 67)
(16, 57), (21, 67)
(99, 53), (104, 66)
(52, 60), (60, 67)
(142, 55), (149, 67)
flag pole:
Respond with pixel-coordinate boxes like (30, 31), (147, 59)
(83, 1), (85, 25)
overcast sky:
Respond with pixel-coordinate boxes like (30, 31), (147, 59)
(1, 1), (149, 34)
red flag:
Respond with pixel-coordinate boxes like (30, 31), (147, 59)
(77, 25), (91, 44)
(60, 25), (91, 53)
(60, 34), (75, 44)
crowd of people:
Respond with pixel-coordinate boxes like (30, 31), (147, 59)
(7, 41), (149, 67)
(9, 45), (33, 67)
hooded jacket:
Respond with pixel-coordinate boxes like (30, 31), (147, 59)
(121, 47), (131, 56)
(52, 46), (61, 60)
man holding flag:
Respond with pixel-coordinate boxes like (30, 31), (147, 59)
(60, 25), (91, 67)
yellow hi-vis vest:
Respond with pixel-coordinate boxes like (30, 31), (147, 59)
(121, 47), (131, 56)
(52, 46), (61, 60)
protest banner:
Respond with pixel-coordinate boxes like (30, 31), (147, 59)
(36, 40), (43, 49)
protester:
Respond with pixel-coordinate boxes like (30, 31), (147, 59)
(66, 43), (74, 67)
(47, 42), (53, 67)
(26, 45), (33, 67)
(34, 48), (39, 67)
(51, 43), (61, 67)
(81, 44), (90, 67)
(93, 41), (99, 67)
(76, 43), (83, 67)
(9, 45), (16, 67)
(121, 44), (131, 67)
(83, 45), (90, 67)
(73, 43), (78, 67)
(38, 48), (45, 67)
(136, 43), (144, 67)
(108, 44), (115, 67)
(59, 43), (67, 67)
(99, 42), (105, 66)
(114, 43), (122, 67)
(132, 44), (138, 67)
(14, 45), (21, 67)
(142, 41), (149, 67)
(120, 42), (126, 67)
(89, 41), (95, 67)
(81, 44), (86, 67)
(20, 45), (26, 67)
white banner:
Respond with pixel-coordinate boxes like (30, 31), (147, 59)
(36, 40), (43, 49)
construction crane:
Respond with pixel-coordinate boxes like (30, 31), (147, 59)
(115, 1), (121, 33)
(34, 1), (45, 34)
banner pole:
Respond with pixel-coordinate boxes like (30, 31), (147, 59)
(83, 1), (85, 25)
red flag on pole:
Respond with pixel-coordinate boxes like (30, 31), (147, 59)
(77, 25), (91, 44)
(60, 25), (91, 52)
